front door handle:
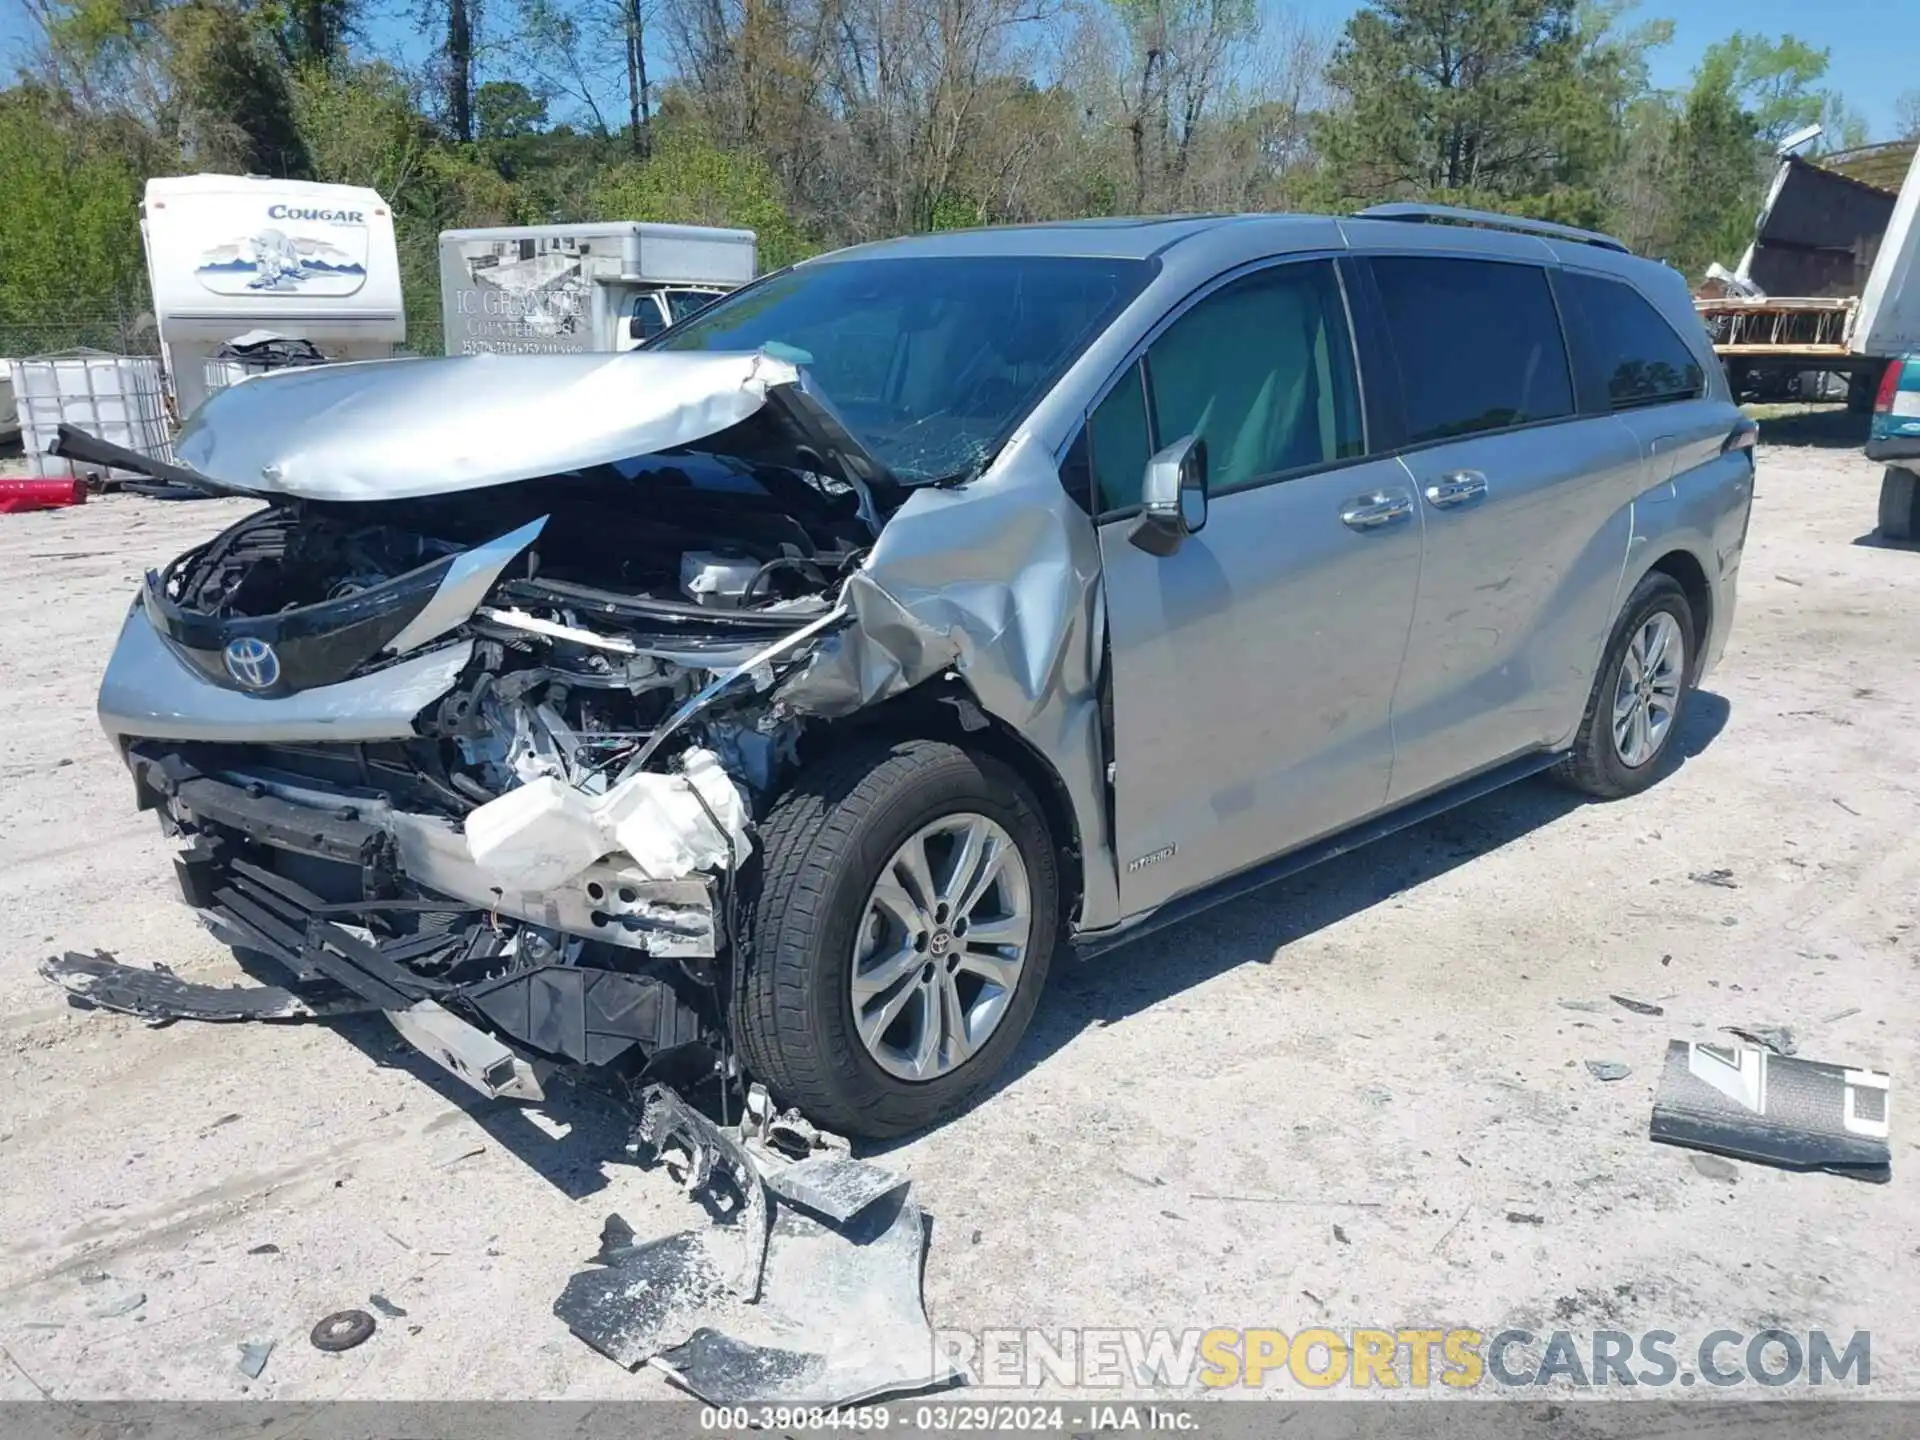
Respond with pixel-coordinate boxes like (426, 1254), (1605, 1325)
(1425, 470), (1488, 509)
(1340, 492), (1414, 531)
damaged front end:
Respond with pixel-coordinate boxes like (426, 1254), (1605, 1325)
(86, 350), (887, 1095)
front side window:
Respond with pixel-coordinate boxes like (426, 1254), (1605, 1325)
(656, 255), (1154, 483)
(664, 289), (723, 323)
(1558, 269), (1706, 410)
(1371, 256), (1574, 443)
(1116, 259), (1363, 507)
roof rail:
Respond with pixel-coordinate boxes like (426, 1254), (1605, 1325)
(1353, 203), (1631, 254)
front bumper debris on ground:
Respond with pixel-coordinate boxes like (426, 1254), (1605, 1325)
(554, 1084), (961, 1405)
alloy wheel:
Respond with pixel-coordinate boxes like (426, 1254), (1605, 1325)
(849, 812), (1033, 1082)
(1611, 610), (1685, 768)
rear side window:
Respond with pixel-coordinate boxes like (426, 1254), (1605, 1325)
(1371, 257), (1574, 443)
(1558, 270), (1706, 410)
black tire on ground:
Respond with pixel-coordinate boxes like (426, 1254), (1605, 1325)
(733, 735), (1058, 1139)
(1553, 571), (1697, 800)
(1879, 466), (1920, 542)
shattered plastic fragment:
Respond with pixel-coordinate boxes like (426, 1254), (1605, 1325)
(764, 1156), (909, 1224)
(557, 1187), (961, 1406)
(39, 950), (341, 1023)
(631, 1085), (771, 1301)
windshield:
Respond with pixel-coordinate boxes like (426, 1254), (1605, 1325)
(665, 289), (722, 323)
(653, 254), (1154, 482)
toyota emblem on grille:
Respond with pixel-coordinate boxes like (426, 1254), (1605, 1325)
(223, 635), (281, 690)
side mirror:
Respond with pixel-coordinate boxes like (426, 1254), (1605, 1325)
(1127, 434), (1208, 556)
(627, 314), (645, 341)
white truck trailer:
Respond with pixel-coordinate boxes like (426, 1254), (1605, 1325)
(1697, 138), (1920, 407)
(438, 221), (756, 357)
(142, 175), (406, 420)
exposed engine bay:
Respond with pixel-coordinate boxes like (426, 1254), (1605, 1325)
(53, 340), (1113, 1137)
(96, 444), (879, 1090)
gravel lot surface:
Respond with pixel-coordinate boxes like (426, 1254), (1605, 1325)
(1, 419), (1914, 1400)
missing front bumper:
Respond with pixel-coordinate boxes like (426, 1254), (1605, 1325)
(118, 745), (721, 1074)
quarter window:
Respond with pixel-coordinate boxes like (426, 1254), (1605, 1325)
(1138, 260), (1364, 501)
(1085, 361), (1153, 513)
(1371, 257), (1575, 443)
(1558, 269), (1706, 410)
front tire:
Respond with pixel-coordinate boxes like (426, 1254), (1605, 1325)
(1554, 572), (1696, 799)
(733, 736), (1058, 1139)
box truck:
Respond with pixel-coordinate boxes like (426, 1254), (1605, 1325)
(438, 222), (756, 357)
(142, 175), (406, 420)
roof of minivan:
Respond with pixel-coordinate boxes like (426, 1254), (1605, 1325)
(811, 213), (1338, 263)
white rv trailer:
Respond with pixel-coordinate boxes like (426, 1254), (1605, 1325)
(142, 174), (405, 419)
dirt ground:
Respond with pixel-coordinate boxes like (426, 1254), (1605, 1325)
(0, 418), (1915, 1401)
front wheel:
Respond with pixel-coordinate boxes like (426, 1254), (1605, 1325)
(1554, 572), (1696, 799)
(733, 736), (1058, 1138)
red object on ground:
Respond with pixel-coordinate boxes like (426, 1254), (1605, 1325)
(0, 477), (88, 514)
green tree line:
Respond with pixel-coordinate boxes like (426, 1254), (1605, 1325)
(0, 0), (1903, 355)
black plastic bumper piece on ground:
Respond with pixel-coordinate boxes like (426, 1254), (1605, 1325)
(40, 949), (317, 1022)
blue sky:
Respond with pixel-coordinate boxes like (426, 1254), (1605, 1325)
(3, 0), (1912, 140)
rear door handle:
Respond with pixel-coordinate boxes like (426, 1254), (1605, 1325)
(1340, 493), (1413, 531)
(1424, 471), (1488, 508)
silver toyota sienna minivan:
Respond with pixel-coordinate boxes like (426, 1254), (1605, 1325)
(61, 204), (1755, 1138)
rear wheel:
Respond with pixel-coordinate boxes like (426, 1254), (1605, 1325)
(734, 736), (1057, 1138)
(1555, 572), (1695, 799)
(1879, 466), (1919, 542)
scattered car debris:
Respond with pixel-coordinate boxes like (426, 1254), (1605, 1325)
(1689, 1155), (1740, 1183)
(368, 1294), (408, 1319)
(1721, 1024), (1797, 1056)
(247, 1244), (280, 1256)
(763, 1156), (910, 1225)
(38, 951), (361, 1023)
(1688, 868), (1739, 888)
(555, 1083), (957, 1406)
(310, 1310), (377, 1352)
(236, 1341), (274, 1379)
(1505, 1212), (1545, 1225)
(1649, 1039), (1891, 1183)
(87, 1292), (145, 1319)
(1584, 1060), (1632, 1082)
(434, 1141), (487, 1169)
(1557, 999), (1605, 1013)
(78, 1270), (109, 1286)
(740, 1082), (852, 1166)
(1824, 1007), (1863, 1024)
(631, 1084), (771, 1301)
(1332, 1224), (1350, 1245)
(1610, 994), (1666, 1017)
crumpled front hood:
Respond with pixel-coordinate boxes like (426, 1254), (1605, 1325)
(175, 350), (800, 502)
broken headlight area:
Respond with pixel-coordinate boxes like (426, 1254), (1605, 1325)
(100, 452), (875, 1089)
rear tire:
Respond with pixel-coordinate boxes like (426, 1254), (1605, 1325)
(733, 736), (1058, 1139)
(1554, 572), (1696, 799)
(1879, 466), (1919, 542)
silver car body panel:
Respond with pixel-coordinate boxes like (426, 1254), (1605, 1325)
(174, 350), (801, 500)
(98, 607), (473, 744)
